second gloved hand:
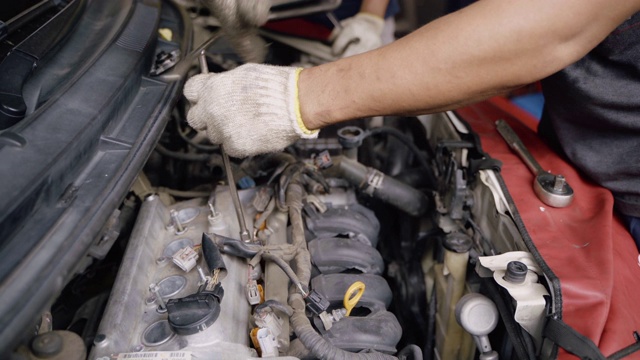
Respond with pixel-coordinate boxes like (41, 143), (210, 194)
(183, 64), (319, 158)
(332, 13), (385, 58)
(203, 0), (270, 62)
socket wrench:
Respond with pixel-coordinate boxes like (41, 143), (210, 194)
(198, 51), (252, 241)
(496, 120), (574, 208)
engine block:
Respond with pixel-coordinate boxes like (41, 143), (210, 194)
(91, 189), (263, 359)
(91, 183), (401, 359)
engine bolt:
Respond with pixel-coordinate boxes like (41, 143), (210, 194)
(149, 284), (167, 312)
(170, 209), (186, 234)
(208, 203), (217, 217)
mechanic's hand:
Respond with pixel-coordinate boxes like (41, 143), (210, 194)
(183, 64), (319, 158)
(332, 13), (385, 58)
(204, 0), (270, 28)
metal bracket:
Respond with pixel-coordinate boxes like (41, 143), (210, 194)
(479, 252), (548, 348)
(363, 168), (384, 196)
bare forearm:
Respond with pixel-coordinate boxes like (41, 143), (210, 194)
(299, 0), (640, 130)
(359, 0), (389, 17)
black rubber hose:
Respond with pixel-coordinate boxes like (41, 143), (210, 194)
(337, 157), (429, 217)
(365, 127), (438, 189)
(155, 143), (211, 161)
(368, 126), (436, 159)
(289, 294), (398, 360)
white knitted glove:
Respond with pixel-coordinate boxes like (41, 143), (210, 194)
(183, 64), (319, 158)
(205, 0), (270, 28)
(204, 0), (270, 63)
(332, 13), (385, 58)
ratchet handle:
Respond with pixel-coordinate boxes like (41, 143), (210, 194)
(495, 120), (544, 175)
(198, 51), (251, 241)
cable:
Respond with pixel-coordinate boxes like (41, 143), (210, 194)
(423, 286), (437, 360)
(261, 252), (306, 296)
(173, 114), (219, 152)
(289, 294), (397, 360)
(154, 187), (210, 198)
(155, 143), (211, 161)
(520, 326), (538, 360)
(482, 278), (535, 360)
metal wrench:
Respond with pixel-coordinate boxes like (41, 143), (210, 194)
(326, 12), (360, 57)
(198, 51), (252, 242)
(496, 120), (574, 208)
(159, 31), (223, 82)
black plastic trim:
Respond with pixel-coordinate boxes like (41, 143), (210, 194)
(0, 0), (191, 353)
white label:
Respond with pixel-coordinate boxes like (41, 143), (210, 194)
(112, 351), (192, 360)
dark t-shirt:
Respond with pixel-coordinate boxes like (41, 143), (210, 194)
(540, 12), (640, 217)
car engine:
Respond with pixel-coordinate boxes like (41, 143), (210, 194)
(82, 108), (548, 359)
(4, 2), (556, 359)
(91, 173), (404, 359)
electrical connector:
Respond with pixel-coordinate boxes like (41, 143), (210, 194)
(172, 246), (198, 272)
(304, 289), (329, 316)
(256, 328), (278, 358)
(249, 264), (262, 281)
(319, 308), (347, 331)
(252, 187), (273, 212)
(313, 150), (333, 169)
(246, 280), (261, 305)
(254, 311), (283, 339)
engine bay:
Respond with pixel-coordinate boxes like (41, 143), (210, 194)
(3, 2), (562, 359)
(83, 110), (551, 359)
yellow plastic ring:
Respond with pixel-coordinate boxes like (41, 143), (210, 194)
(343, 281), (366, 316)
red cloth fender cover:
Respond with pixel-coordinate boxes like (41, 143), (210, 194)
(458, 97), (640, 359)
(262, 19), (333, 41)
